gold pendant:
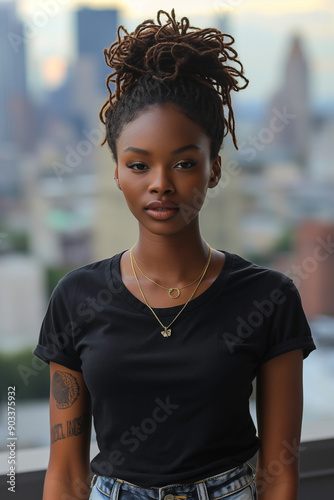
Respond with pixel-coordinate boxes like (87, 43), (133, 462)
(168, 288), (180, 299)
(161, 328), (172, 337)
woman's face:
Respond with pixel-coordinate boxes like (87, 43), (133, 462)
(115, 103), (221, 237)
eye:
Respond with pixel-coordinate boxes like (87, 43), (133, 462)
(126, 162), (148, 171)
(174, 160), (197, 169)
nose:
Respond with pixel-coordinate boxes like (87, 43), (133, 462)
(148, 167), (175, 195)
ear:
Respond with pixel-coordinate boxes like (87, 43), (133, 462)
(208, 156), (221, 188)
(114, 165), (122, 191)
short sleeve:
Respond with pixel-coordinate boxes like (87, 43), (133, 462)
(33, 281), (82, 371)
(259, 280), (316, 364)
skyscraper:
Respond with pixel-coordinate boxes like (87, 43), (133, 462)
(76, 8), (118, 94)
(0, 0), (27, 144)
(268, 35), (311, 165)
(284, 35), (310, 164)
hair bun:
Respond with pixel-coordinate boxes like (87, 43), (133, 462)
(100, 9), (248, 149)
(103, 9), (247, 95)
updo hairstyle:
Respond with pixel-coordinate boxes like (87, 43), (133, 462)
(99, 9), (249, 161)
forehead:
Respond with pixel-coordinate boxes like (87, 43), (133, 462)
(116, 103), (211, 154)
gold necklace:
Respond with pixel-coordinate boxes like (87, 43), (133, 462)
(131, 251), (204, 299)
(129, 244), (212, 337)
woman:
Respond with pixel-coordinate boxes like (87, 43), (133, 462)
(34, 9), (316, 500)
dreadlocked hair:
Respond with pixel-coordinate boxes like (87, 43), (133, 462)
(99, 9), (249, 161)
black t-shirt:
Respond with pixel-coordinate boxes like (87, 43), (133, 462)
(33, 250), (316, 487)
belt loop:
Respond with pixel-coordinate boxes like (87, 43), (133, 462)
(110, 479), (122, 500)
(90, 474), (97, 489)
(196, 481), (209, 500)
(246, 461), (257, 478)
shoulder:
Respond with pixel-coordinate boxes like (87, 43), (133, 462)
(223, 250), (301, 309)
(222, 251), (315, 362)
(225, 250), (294, 294)
(53, 252), (124, 301)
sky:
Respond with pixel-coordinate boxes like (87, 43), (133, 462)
(3, 0), (334, 107)
(12, 0), (334, 18)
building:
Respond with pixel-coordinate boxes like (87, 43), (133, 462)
(261, 35), (311, 165)
(0, 1), (27, 145)
(0, 254), (45, 350)
(293, 220), (334, 318)
(76, 8), (118, 94)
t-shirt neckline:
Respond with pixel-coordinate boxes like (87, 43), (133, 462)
(110, 249), (234, 317)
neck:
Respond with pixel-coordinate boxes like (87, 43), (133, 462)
(132, 221), (209, 283)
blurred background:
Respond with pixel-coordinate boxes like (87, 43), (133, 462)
(0, 0), (333, 479)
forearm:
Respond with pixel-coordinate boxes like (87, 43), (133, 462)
(256, 462), (299, 500)
(256, 480), (298, 500)
(43, 470), (91, 500)
(255, 349), (304, 500)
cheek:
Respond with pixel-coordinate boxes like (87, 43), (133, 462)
(118, 184), (144, 217)
(184, 175), (210, 205)
(120, 187), (137, 206)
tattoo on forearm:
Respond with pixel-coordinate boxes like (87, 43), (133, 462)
(51, 412), (91, 444)
(51, 370), (80, 409)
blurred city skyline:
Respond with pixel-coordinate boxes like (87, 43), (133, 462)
(1, 0), (333, 108)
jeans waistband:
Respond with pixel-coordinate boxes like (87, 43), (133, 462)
(91, 461), (256, 500)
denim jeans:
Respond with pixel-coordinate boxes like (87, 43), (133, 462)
(89, 461), (257, 500)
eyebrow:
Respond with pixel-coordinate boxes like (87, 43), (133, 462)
(123, 144), (201, 155)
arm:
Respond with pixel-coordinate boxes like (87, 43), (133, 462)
(255, 349), (304, 500)
(43, 361), (92, 500)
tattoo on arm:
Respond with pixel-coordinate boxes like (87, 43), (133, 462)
(51, 412), (91, 444)
(51, 370), (80, 409)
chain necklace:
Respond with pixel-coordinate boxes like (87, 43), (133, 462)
(129, 244), (212, 337)
(131, 251), (204, 299)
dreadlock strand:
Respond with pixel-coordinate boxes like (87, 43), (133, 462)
(99, 9), (249, 155)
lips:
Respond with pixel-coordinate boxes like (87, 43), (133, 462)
(145, 200), (179, 220)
